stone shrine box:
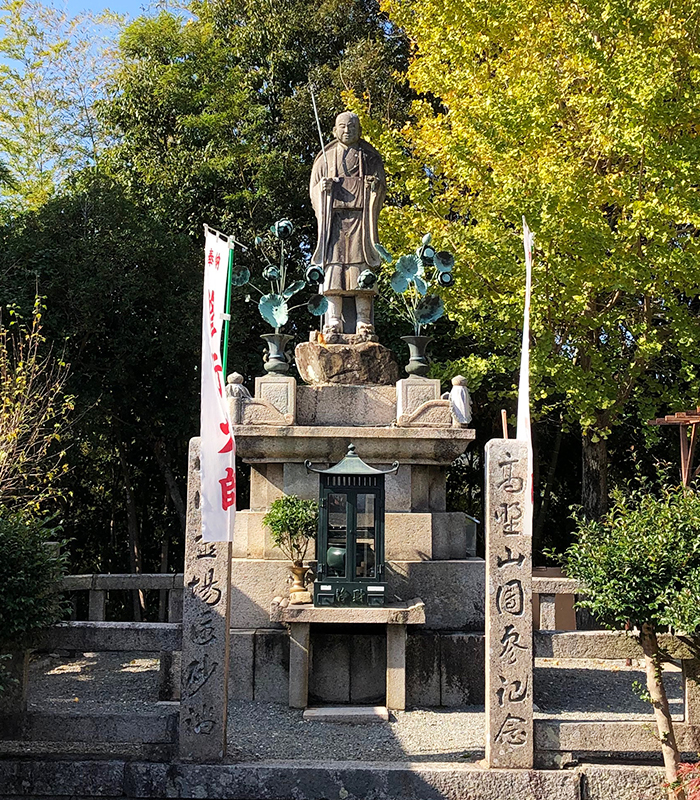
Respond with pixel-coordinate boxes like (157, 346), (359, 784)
(306, 444), (398, 607)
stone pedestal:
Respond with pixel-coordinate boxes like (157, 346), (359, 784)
(484, 439), (533, 768)
(216, 374), (481, 709)
(295, 341), (399, 385)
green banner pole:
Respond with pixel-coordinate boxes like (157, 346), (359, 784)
(222, 242), (234, 378)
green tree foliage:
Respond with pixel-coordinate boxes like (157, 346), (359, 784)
(561, 485), (700, 798)
(0, 176), (200, 579)
(0, 512), (67, 692)
(0, 0), (119, 211)
(100, 0), (410, 248)
(0, 512), (66, 644)
(0, 296), (73, 511)
(376, 0), (700, 517)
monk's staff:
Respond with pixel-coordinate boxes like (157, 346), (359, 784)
(309, 84), (331, 278)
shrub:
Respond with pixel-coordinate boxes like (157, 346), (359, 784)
(559, 485), (700, 800)
(0, 511), (67, 690)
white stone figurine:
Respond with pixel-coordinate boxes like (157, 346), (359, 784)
(225, 372), (251, 399)
(449, 375), (472, 427)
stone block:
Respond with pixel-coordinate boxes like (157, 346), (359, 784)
(399, 400), (452, 428)
(181, 435), (232, 762)
(406, 631), (441, 708)
(350, 633), (386, 705)
(386, 559), (485, 630)
(410, 465), (431, 512)
(441, 633), (485, 706)
(581, 764), (667, 800)
(309, 631), (350, 704)
(249, 463), (284, 512)
(396, 376), (440, 420)
(283, 462), (320, 501)
(431, 512), (472, 560)
(386, 624), (407, 710)
(296, 385), (396, 427)
(384, 512), (469, 562)
(385, 465), (412, 512)
(228, 630), (254, 701)
(684, 658), (700, 724)
(36, 621), (181, 653)
(385, 513), (433, 560)
(295, 341), (400, 386)
(123, 761), (581, 800)
(302, 706), (388, 723)
(254, 375), (296, 421)
(232, 512), (317, 561)
(230, 559), (292, 629)
(235, 425), (474, 466)
(0, 759), (125, 797)
(428, 466), (447, 512)
(289, 622), (310, 708)
(253, 629), (289, 703)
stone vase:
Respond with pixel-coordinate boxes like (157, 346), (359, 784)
(400, 335), (433, 377)
(261, 333), (293, 374)
(289, 564), (308, 595)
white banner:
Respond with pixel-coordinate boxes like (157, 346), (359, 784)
(200, 226), (235, 542)
(517, 216), (535, 510)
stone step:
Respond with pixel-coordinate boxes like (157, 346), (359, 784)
(302, 706), (389, 723)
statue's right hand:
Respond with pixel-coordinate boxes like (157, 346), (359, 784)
(321, 177), (334, 193)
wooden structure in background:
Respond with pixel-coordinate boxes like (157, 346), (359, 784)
(648, 407), (700, 486)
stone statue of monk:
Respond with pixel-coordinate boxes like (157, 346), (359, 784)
(310, 111), (386, 338)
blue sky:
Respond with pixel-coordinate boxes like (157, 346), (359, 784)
(62, 0), (157, 20)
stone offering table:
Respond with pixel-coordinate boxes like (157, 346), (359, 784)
(270, 598), (426, 710)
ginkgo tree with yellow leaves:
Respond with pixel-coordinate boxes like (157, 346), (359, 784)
(368, 0), (700, 517)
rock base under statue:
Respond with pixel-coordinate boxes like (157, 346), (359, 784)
(295, 341), (400, 386)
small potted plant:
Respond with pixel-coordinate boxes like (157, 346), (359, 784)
(263, 495), (319, 600)
(373, 234), (455, 375)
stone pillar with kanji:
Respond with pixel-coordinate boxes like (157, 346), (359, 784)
(179, 437), (232, 761)
(484, 438), (533, 768)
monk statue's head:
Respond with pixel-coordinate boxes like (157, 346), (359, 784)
(333, 112), (361, 146)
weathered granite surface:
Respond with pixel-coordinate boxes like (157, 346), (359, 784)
(234, 425), (475, 465)
(296, 384), (396, 426)
(180, 438), (232, 762)
(485, 439), (533, 769)
(295, 341), (400, 385)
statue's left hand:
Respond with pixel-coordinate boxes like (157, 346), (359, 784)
(365, 176), (377, 190)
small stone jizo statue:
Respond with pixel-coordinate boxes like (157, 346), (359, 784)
(310, 111), (386, 338)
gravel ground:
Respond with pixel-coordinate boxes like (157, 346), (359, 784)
(7, 651), (682, 763)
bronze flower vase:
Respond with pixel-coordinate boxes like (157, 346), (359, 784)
(400, 335), (433, 377)
(261, 333), (293, 374)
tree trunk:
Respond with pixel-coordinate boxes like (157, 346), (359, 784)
(151, 437), (186, 534)
(117, 444), (145, 622)
(534, 425), (563, 551)
(581, 432), (608, 520)
(640, 624), (685, 800)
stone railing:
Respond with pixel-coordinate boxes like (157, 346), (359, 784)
(532, 575), (700, 764)
(3, 571), (699, 765)
(60, 573), (184, 622)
